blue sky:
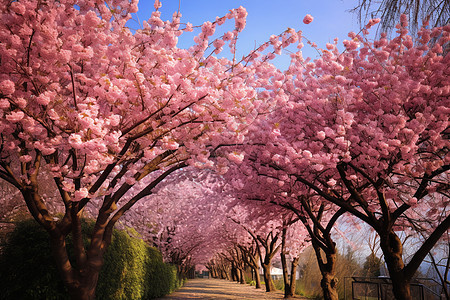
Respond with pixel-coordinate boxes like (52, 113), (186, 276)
(133, 0), (366, 69)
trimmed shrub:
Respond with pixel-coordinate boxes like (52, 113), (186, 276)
(0, 219), (69, 300)
(145, 247), (179, 298)
(0, 218), (179, 299)
(96, 228), (180, 299)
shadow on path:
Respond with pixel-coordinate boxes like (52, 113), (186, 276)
(156, 278), (307, 300)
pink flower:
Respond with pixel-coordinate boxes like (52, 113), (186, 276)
(407, 197), (418, 207)
(213, 39), (225, 49)
(68, 134), (84, 149)
(19, 155), (33, 163)
(6, 111), (24, 122)
(153, 0), (162, 10)
(302, 150), (312, 159)
(73, 188), (89, 202)
(343, 39), (360, 51)
(228, 151), (244, 164)
(366, 18), (381, 29)
(327, 179), (337, 187)
(313, 164), (324, 171)
(163, 140), (179, 150)
(0, 80), (15, 95)
(10, 2), (26, 15)
(37, 93), (51, 105)
(84, 11), (100, 27)
(109, 115), (121, 126)
(317, 131), (326, 140)
(62, 180), (75, 192)
(272, 128), (281, 136)
(0, 99), (10, 109)
(223, 31), (234, 41)
(185, 22), (193, 32)
(303, 14), (313, 25)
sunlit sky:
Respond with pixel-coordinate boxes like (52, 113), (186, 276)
(132, 0), (369, 69)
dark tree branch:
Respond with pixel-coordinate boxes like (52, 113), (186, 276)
(404, 214), (450, 280)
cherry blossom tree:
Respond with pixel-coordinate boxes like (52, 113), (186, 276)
(132, 169), (236, 279)
(229, 202), (287, 292)
(226, 156), (345, 299)
(201, 213), (254, 282)
(206, 253), (233, 280)
(279, 216), (309, 298)
(239, 16), (449, 299)
(281, 197), (345, 299)
(237, 238), (262, 288)
(2, 1), (448, 299)
(0, 0), (271, 298)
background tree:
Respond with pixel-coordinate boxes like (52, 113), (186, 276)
(228, 202), (289, 292)
(363, 252), (382, 277)
(279, 218), (308, 299)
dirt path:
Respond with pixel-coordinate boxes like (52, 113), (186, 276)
(156, 278), (307, 299)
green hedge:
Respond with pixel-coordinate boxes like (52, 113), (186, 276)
(0, 219), (180, 299)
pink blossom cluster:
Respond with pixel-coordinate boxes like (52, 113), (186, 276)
(0, 0), (274, 204)
(215, 17), (449, 282)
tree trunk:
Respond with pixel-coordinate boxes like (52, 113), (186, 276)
(320, 272), (339, 300)
(250, 264), (262, 289)
(224, 266), (231, 280)
(280, 250), (292, 298)
(254, 267), (262, 289)
(288, 256), (300, 297)
(262, 263), (276, 292)
(50, 234), (102, 300)
(209, 267), (217, 278)
(231, 264), (239, 282)
(249, 253), (262, 289)
(312, 243), (338, 300)
(239, 268), (245, 284)
(379, 231), (412, 300)
(68, 273), (100, 300)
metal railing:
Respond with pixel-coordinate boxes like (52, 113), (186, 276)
(344, 277), (443, 300)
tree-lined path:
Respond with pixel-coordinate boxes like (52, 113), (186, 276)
(156, 278), (306, 299)
(1, 0), (448, 299)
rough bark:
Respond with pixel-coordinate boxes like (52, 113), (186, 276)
(280, 226), (296, 299)
(288, 257), (300, 297)
(312, 244), (338, 300)
(286, 200), (342, 300)
(257, 232), (280, 292)
(261, 263), (276, 292)
(320, 272), (339, 300)
(241, 245), (261, 289)
(49, 232), (104, 300)
(379, 231), (412, 300)
(280, 253), (299, 298)
(280, 249), (291, 298)
(253, 266), (262, 289)
(239, 268), (245, 284)
(231, 264), (239, 282)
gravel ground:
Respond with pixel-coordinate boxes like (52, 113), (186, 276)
(156, 278), (308, 300)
